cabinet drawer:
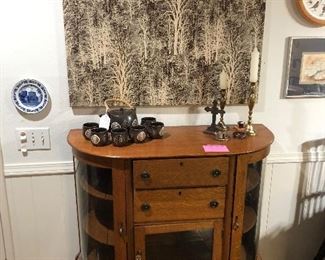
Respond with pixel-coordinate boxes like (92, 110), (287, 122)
(133, 157), (229, 189)
(134, 187), (225, 223)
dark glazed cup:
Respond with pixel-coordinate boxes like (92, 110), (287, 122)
(237, 121), (246, 129)
(83, 122), (99, 140)
(90, 128), (110, 146)
(141, 117), (156, 126)
(148, 122), (165, 139)
(129, 125), (147, 143)
(111, 128), (129, 147)
(141, 117), (157, 135)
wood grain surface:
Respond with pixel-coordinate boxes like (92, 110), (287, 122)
(68, 125), (274, 159)
(134, 187), (225, 223)
(133, 157), (229, 189)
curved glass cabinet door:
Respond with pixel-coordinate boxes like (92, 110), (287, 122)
(231, 156), (266, 260)
(74, 159), (115, 260)
(241, 161), (262, 260)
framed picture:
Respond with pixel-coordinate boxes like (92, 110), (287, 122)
(285, 37), (325, 98)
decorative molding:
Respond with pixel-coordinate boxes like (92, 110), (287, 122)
(4, 161), (74, 177)
(4, 151), (325, 177)
(266, 151), (325, 164)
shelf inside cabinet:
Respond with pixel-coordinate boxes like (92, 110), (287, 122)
(80, 173), (113, 201)
(83, 211), (115, 246)
(246, 168), (260, 193)
(243, 206), (257, 234)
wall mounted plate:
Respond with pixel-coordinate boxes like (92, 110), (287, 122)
(12, 79), (49, 114)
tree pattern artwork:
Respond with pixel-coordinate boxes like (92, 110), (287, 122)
(63, 0), (265, 107)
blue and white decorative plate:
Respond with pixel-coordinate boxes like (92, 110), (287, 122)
(12, 79), (49, 114)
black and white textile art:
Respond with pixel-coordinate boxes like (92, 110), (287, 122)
(63, 0), (265, 106)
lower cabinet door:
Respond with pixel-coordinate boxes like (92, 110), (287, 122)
(134, 220), (223, 260)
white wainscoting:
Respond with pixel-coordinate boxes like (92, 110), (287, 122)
(5, 174), (79, 260)
(3, 152), (325, 260)
(258, 153), (325, 260)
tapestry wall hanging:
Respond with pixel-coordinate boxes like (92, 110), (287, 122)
(63, 0), (266, 107)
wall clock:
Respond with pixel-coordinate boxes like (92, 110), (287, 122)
(296, 0), (325, 26)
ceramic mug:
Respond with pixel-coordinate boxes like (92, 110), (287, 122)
(129, 125), (147, 143)
(90, 128), (110, 146)
(148, 122), (165, 139)
(237, 121), (246, 129)
(141, 117), (156, 126)
(83, 122), (99, 140)
(111, 128), (129, 147)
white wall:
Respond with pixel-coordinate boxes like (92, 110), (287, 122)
(0, 0), (324, 259)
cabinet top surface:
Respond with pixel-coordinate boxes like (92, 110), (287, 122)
(67, 125), (274, 159)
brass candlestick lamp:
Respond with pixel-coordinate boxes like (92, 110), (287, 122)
(204, 69), (229, 136)
(217, 89), (227, 131)
(246, 46), (260, 136)
(246, 82), (257, 136)
(217, 69), (228, 131)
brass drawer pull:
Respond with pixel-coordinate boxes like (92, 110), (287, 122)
(233, 216), (240, 231)
(211, 169), (221, 177)
(135, 250), (142, 260)
(209, 200), (219, 208)
(119, 223), (126, 240)
(141, 203), (151, 212)
(141, 171), (151, 180)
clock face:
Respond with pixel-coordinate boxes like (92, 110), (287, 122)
(302, 0), (325, 21)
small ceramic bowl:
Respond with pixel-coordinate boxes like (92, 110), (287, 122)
(90, 128), (110, 146)
(148, 122), (165, 139)
(129, 125), (147, 143)
(83, 122), (99, 140)
(111, 128), (129, 147)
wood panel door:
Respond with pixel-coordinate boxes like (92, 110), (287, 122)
(134, 220), (223, 260)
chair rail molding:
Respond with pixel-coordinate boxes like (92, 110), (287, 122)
(266, 151), (325, 164)
(4, 161), (74, 177)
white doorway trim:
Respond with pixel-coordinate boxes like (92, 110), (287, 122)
(0, 140), (15, 260)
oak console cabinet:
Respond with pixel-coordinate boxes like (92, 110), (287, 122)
(68, 125), (274, 260)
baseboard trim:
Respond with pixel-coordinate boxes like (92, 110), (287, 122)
(4, 151), (324, 177)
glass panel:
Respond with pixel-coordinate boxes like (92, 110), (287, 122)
(75, 158), (115, 260)
(86, 165), (113, 195)
(242, 161), (262, 260)
(146, 229), (213, 260)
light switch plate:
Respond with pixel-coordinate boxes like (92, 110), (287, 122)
(16, 127), (51, 151)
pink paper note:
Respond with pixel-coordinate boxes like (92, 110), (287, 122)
(203, 144), (229, 153)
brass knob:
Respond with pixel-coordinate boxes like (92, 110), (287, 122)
(141, 203), (151, 212)
(211, 169), (221, 177)
(141, 171), (150, 180)
(233, 216), (240, 230)
(135, 250), (142, 260)
(209, 200), (219, 208)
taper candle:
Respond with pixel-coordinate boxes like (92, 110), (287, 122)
(249, 47), (260, 83)
(220, 70), (228, 90)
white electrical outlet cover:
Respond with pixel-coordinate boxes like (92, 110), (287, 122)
(12, 79), (49, 114)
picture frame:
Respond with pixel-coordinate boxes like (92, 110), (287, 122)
(285, 37), (325, 98)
